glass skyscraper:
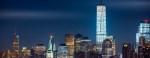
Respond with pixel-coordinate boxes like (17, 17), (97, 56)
(96, 4), (107, 52)
(136, 20), (150, 52)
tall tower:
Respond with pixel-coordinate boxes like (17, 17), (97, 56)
(102, 39), (113, 58)
(107, 36), (116, 56)
(46, 35), (53, 58)
(136, 20), (150, 52)
(65, 34), (74, 58)
(74, 33), (83, 52)
(12, 33), (19, 58)
(57, 43), (68, 58)
(112, 39), (116, 56)
(7, 50), (11, 58)
(96, 1), (107, 52)
(122, 43), (129, 58)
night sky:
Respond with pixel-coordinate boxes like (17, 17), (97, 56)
(0, 0), (150, 53)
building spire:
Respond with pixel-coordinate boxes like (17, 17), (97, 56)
(14, 26), (17, 35)
(12, 27), (20, 58)
(13, 27), (19, 42)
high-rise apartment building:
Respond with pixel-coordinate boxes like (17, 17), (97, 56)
(12, 33), (19, 58)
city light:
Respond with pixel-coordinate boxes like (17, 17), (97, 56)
(0, 0), (150, 58)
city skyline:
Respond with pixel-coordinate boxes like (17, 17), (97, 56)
(0, 0), (150, 53)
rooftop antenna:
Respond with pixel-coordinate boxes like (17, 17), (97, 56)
(14, 26), (17, 35)
(13, 26), (20, 56)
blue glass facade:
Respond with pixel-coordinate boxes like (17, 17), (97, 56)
(96, 5), (107, 52)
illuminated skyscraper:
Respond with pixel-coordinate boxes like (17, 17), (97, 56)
(136, 20), (150, 52)
(122, 43), (130, 58)
(46, 35), (53, 58)
(7, 50), (11, 58)
(102, 39), (113, 58)
(74, 33), (83, 52)
(96, 4), (107, 52)
(57, 43), (68, 58)
(107, 36), (116, 56)
(139, 36), (145, 46)
(80, 37), (92, 52)
(21, 47), (31, 58)
(12, 33), (19, 58)
(65, 34), (74, 57)
(122, 43), (137, 58)
(34, 44), (46, 55)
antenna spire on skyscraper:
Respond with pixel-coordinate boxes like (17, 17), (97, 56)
(14, 26), (17, 35)
(12, 26), (20, 58)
